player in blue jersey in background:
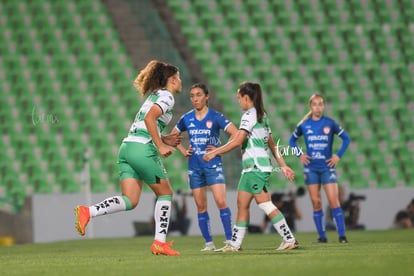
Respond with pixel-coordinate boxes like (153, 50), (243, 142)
(289, 94), (351, 243)
(170, 83), (238, 251)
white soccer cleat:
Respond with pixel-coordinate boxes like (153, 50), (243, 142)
(214, 243), (240, 252)
(276, 240), (299, 250)
(200, 242), (216, 251)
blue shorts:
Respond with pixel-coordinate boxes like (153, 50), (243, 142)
(188, 165), (226, 189)
(304, 168), (337, 185)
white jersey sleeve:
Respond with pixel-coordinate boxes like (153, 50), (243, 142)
(123, 89), (175, 143)
(239, 108), (257, 133)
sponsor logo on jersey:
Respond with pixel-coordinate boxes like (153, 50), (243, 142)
(308, 135), (328, 141)
(189, 129), (211, 135)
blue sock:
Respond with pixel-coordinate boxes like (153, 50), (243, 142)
(332, 207), (346, 237)
(313, 210), (326, 239)
(198, 212), (212, 243)
(219, 207), (232, 241)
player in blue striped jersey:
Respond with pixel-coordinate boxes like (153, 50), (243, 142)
(171, 83), (238, 251)
(289, 94), (351, 243)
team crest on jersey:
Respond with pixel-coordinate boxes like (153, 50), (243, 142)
(323, 127), (330, 134)
(206, 120), (213, 128)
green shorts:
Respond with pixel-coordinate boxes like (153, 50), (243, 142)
(117, 142), (167, 184)
(238, 171), (270, 194)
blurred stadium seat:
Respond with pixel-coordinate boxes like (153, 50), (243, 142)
(1, 0), (413, 211)
(0, 0), (137, 209)
(167, 0), (414, 190)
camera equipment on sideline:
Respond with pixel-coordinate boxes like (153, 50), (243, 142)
(348, 193), (366, 202)
(273, 187), (306, 202)
(342, 193), (366, 230)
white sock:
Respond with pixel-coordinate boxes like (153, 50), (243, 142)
(272, 213), (295, 242)
(230, 225), (247, 248)
(154, 197), (172, 243)
(89, 196), (127, 217)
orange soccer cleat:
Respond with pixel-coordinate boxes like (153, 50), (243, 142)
(151, 240), (180, 256)
(74, 205), (90, 236)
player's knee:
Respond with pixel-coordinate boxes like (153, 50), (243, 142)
(258, 201), (277, 216)
(128, 198), (139, 209)
(131, 201), (139, 209)
(122, 195), (138, 210)
(196, 203), (207, 213)
(311, 199), (322, 210)
(215, 199), (227, 209)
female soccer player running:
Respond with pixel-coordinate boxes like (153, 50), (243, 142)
(171, 83), (237, 251)
(203, 82), (298, 251)
(74, 60), (183, 256)
(289, 94), (351, 243)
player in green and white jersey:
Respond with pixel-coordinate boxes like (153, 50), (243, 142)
(74, 60), (183, 256)
(203, 82), (298, 252)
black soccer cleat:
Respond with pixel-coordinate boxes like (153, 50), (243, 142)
(339, 236), (348, 243)
(317, 237), (328, 243)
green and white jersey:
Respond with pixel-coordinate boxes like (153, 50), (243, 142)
(123, 88), (174, 144)
(239, 107), (272, 173)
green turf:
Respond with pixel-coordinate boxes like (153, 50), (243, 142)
(0, 230), (413, 276)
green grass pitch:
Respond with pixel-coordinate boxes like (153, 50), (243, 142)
(0, 230), (413, 276)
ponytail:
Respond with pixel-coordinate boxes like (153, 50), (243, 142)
(297, 111), (312, 126)
(238, 82), (265, 123)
